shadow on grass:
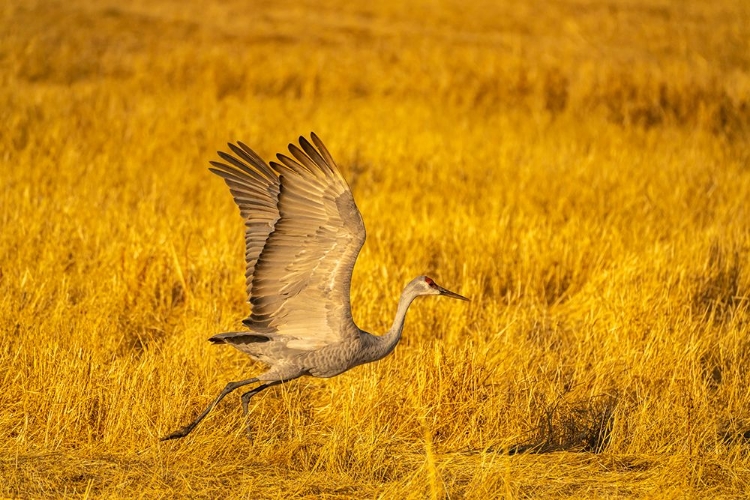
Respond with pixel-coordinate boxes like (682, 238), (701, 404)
(505, 394), (618, 455)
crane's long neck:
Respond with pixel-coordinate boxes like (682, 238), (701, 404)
(375, 286), (419, 359)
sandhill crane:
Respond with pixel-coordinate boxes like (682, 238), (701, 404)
(162, 133), (468, 440)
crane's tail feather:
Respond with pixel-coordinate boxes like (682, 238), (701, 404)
(209, 332), (271, 345)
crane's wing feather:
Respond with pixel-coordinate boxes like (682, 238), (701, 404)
(209, 134), (366, 351)
(209, 142), (280, 298)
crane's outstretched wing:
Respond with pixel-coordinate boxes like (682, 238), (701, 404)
(208, 134), (366, 350)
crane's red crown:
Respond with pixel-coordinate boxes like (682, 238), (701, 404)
(424, 276), (437, 288)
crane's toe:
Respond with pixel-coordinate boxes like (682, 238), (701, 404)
(161, 427), (189, 441)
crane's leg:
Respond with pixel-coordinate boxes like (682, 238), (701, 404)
(161, 377), (259, 441)
(241, 380), (283, 415)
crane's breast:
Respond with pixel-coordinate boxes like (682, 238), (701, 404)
(303, 337), (362, 378)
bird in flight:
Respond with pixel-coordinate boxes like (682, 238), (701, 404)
(162, 133), (468, 440)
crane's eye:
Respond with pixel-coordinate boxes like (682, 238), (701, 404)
(425, 277), (437, 288)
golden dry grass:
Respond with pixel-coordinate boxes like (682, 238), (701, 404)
(2, 0), (750, 497)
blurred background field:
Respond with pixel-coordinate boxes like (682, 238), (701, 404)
(2, 0), (750, 497)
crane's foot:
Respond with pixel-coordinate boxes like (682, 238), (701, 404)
(161, 424), (194, 441)
(160, 377), (264, 441)
(161, 416), (204, 441)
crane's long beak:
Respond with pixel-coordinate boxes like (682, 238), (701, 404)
(437, 285), (470, 302)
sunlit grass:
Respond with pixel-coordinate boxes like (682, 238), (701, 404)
(2, 0), (749, 497)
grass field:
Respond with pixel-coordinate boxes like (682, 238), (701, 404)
(2, 0), (750, 497)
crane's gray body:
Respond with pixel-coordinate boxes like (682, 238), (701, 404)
(209, 285), (421, 381)
(161, 133), (467, 440)
(215, 329), (388, 379)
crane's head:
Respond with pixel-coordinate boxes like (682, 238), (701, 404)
(412, 275), (469, 301)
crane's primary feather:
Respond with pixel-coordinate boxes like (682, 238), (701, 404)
(208, 134), (366, 352)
